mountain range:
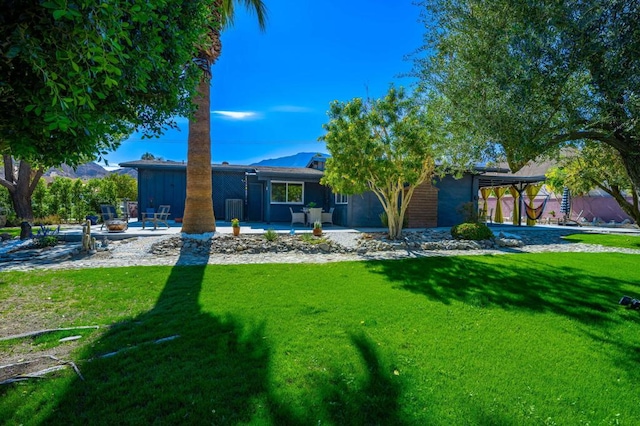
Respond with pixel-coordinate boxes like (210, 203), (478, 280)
(42, 163), (137, 180)
(31, 152), (330, 180)
(250, 152), (329, 168)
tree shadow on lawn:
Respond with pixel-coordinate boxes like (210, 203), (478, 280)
(267, 332), (409, 426)
(44, 240), (272, 424)
(365, 254), (636, 326)
(40, 241), (409, 424)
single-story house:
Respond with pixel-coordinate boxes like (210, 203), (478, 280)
(120, 158), (511, 228)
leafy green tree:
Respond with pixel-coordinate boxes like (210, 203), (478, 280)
(1, 1), (216, 219)
(182, 0), (267, 234)
(31, 179), (51, 219)
(102, 174), (137, 202)
(320, 86), (439, 239)
(414, 0), (640, 193)
(547, 144), (640, 223)
(49, 177), (73, 221)
(141, 153), (163, 161)
(1, 0), (216, 166)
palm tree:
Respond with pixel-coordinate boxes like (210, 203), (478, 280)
(182, 0), (267, 234)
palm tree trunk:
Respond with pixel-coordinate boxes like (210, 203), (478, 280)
(182, 77), (216, 234)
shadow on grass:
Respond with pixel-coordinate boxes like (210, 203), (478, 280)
(44, 239), (271, 424)
(366, 254), (635, 325)
(268, 332), (408, 426)
(39, 239), (409, 424)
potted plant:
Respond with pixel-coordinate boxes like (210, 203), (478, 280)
(307, 202), (317, 208)
(231, 218), (240, 236)
(313, 220), (322, 236)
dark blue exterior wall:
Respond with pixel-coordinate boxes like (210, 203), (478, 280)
(346, 192), (385, 227)
(212, 170), (246, 220)
(131, 163), (478, 228)
(435, 174), (476, 227)
(138, 169), (186, 219)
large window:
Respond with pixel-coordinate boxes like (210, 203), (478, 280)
(335, 193), (348, 204)
(271, 181), (304, 204)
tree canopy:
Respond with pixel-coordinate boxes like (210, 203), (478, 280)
(320, 86), (439, 239)
(546, 144), (640, 223)
(0, 0), (217, 167)
(414, 0), (640, 191)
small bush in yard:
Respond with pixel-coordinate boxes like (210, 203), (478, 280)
(33, 235), (59, 248)
(264, 228), (278, 242)
(451, 222), (493, 240)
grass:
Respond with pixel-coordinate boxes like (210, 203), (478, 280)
(564, 232), (640, 249)
(1, 253), (639, 424)
(0, 227), (20, 238)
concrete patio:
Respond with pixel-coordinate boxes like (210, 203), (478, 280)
(55, 219), (640, 243)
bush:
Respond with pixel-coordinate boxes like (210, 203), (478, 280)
(451, 222), (494, 240)
(33, 235), (59, 248)
(34, 215), (62, 225)
(264, 228), (278, 242)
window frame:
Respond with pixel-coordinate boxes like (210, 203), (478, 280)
(334, 193), (348, 205)
(270, 181), (305, 204)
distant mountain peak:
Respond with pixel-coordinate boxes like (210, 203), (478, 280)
(251, 152), (329, 168)
(41, 162), (137, 180)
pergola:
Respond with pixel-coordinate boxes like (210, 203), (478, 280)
(476, 174), (547, 226)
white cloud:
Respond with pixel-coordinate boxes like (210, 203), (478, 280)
(211, 110), (261, 120)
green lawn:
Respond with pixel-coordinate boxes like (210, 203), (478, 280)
(564, 232), (640, 249)
(1, 253), (639, 424)
(0, 227), (20, 238)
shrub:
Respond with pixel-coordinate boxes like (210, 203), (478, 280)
(34, 215), (62, 225)
(264, 228), (278, 242)
(451, 222), (493, 240)
(300, 234), (327, 244)
(32, 224), (60, 248)
(33, 235), (59, 248)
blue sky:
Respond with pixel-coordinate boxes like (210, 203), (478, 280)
(104, 0), (425, 167)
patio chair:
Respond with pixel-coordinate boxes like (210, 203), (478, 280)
(142, 204), (171, 230)
(321, 207), (335, 225)
(100, 204), (129, 231)
(307, 207), (322, 226)
(290, 207), (305, 226)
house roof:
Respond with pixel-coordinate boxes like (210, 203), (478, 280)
(254, 166), (323, 181)
(119, 160), (324, 182)
(120, 159), (543, 187)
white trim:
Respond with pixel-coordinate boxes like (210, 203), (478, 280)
(270, 181), (305, 204)
(335, 193), (348, 204)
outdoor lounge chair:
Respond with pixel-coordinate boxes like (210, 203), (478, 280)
(100, 204), (129, 231)
(321, 207), (334, 225)
(290, 207), (305, 226)
(142, 204), (171, 230)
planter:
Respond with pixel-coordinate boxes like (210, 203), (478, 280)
(233, 226), (240, 236)
(313, 228), (322, 237)
(107, 221), (127, 233)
